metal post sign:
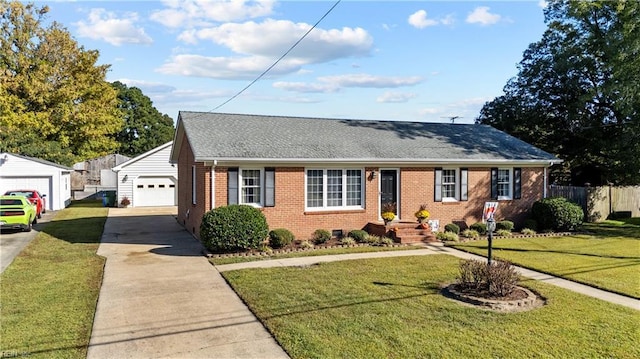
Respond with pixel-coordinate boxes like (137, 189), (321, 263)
(483, 202), (498, 222)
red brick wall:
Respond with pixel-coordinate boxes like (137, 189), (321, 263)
(176, 135), (211, 238)
(182, 162), (545, 240)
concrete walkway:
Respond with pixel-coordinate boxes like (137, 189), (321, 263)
(216, 243), (640, 311)
(87, 207), (289, 359)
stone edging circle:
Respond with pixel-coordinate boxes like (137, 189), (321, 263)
(442, 284), (546, 312)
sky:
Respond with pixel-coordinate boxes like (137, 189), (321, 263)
(42, 0), (550, 124)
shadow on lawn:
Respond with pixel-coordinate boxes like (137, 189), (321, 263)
(264, 281), (441, 320)
(470, 246), (640, 260)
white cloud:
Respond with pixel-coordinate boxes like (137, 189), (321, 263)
(538, 1), (549, 9)
(319, 74), (423, 88)
(185, 19), (372, 61)
(75, 8), (152, 46)
(116, 79), (176, 93)
(376, 91), (417, 103)
(466, 7), (502, 26)
(159, 20), (373, 79)
(274, 74), (423, 94)
(440, 14), (455, 26)
(150, 0), (275, 28)
(408, 10), (438, 29)
(156, 54), (302, 79)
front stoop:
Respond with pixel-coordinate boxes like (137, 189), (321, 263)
(368, 221), (438, 244)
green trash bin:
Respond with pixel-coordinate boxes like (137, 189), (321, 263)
(106, 191), (117, 207)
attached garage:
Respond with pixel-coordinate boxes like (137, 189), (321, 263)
(0, 153), (72, 211)
(112, 142), (178, 207)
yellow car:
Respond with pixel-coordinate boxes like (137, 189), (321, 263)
(0, 195), (37, 232)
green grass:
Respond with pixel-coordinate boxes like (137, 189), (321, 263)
(0, 200), (107, 359)
(223, 255), (640, 358)
(450, 221), (640, 298)
(211, 244), (424, 265)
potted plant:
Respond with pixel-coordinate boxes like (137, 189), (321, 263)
(381, 202), (396, 225)
(120, 196), (131, 208)
(414, 204), (430, 224)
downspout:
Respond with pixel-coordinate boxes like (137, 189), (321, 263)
(210, 160), (217, 210)
(543, 166), (548, 198)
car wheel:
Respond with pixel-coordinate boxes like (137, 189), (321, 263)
(24, 222), (32, 232)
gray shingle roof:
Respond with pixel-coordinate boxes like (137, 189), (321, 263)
(176, 112), (559, 164)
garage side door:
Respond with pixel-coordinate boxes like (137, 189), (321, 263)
(0, 176), (53, 210)
(133, 177), (176, 207)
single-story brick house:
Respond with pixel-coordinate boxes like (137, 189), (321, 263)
(169, 112), (561, 240)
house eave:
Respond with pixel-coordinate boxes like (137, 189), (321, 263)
(193, 157), (563, 167)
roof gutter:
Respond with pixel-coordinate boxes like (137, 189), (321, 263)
(193, 157), (563, 167)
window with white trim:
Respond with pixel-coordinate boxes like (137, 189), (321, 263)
(442, 169), (457, 200)
(497, 168), (512, 199)
(434, 168), (467, 202)
(240, 169), (262, 205)
(306, 168), (364, 210)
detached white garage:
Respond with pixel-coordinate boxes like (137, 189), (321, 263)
(0, 153), (72, 211)
(112, 142), (177, 207)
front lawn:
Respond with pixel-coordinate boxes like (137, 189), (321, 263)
(223, 255), (640, 358)
(0, 201), (107, 359)
(450, 221), (640, 298)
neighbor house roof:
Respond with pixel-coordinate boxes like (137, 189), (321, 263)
(2, 153), (73, 171)
(112, 141), (173, 171)
(170, 112), (561, 166)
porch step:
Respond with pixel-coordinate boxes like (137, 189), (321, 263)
(368, 221), (438, 244)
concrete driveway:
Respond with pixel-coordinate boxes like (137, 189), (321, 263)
(0, 210), (56, 273)
(87, 207), (289, 359)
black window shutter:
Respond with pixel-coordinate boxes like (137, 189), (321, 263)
(265, 168), (275, 207)
(490, 168), (498, 200)
(460, 168), (468, 201)
(228, 168), (238, 205)
(434, 168), (442, 202)
(514, 168), (522, 199)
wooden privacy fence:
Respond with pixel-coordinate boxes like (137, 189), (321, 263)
(549, 185), (640, 221)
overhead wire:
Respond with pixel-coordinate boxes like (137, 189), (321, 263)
(203, 0), (342, 114)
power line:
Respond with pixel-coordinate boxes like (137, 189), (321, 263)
(207, 0), (342, 113)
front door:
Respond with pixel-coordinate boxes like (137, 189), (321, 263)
(380, 170), (398, 214)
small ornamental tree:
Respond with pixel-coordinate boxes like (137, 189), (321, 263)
(200, 205), (268, 252)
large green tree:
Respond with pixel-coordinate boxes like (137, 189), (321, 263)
(477, 0), (640, 186)
(0, 1), (122, 166)
(112, 81), (175, 157)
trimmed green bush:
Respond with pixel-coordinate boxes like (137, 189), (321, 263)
(470, 222), (487, 235)
(461, 229), (480, 240)
(312, 229), (331, 244)
(268, 228), (295, 249)
(437, 231), (459, 242)
(532, 197), (584, 231)
(495, 229), (512, 237)
(348, 229), (369, 243)
(200, 205), (269, 252)
(496, 220), (514, 231)
(444, 223), (460, 234)
(522, 219), (538, 231)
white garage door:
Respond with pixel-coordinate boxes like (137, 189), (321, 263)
(133, 176), (176, 207)
(0, 176), (53, 210)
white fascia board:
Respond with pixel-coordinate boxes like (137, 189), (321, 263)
(193, 157), (563, 167)
(113, 141), (173, 171)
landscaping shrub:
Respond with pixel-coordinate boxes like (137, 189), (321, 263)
(348, 229), (369, 243)
(495, 229), (512, 237)
(340, 237), (356, 246)
(379, 237), (394, 246)
(299, 240), (313, 249)
(268, 228), (295, 249)
(521, 228), (536, 236)
(437, 231), (459, 242)
(457, 259), (519, 296)
(470, 222), (487, 235)
(532, 197), (584, 231)
(200, 205), (269, 252)
(496, 220), (514, 231)
(522, 219), (538, 231)
(312, 229), (331, 244)
(460, 229), (480, 240)
(364, 235), (381, 245)
(444, 223), (460, 234)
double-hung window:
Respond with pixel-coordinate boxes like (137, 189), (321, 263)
(434, 168), (468, 202)
(306, 168), (364, 210)
(491, 168), (522, 200)
(228, 167), (276, 207)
